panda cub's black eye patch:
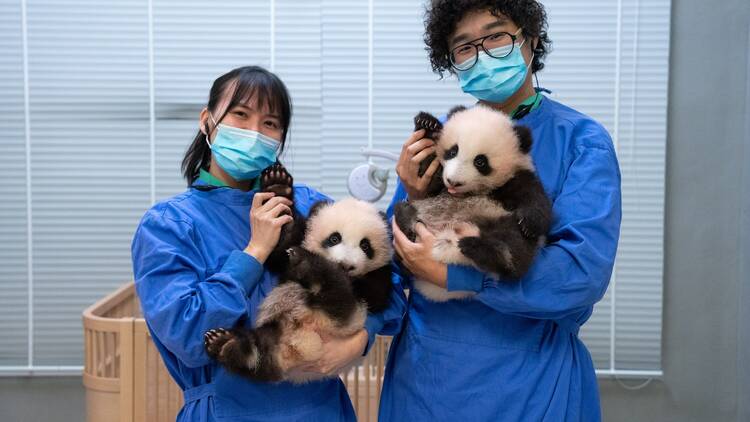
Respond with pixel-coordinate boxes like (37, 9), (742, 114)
(359, 238), (374, 259)
(473, 154), (491, 175)
(444, 144), (458, 160)
(323, 232), (342, 248)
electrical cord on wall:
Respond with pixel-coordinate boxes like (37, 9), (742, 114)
(614, 376), (653, 390)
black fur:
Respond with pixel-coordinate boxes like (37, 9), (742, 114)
(308, 199), (330, 219)
(283, 247), (360, 323)
(395, 108), (553, 281)
(205, 247), (359, 382)
(359, 238), (374, 259)
(260, 163), (309, 274)
(444, 144), (458, 160)
(457, 216), (537, 279)
(204, 324), (284, 382)
(352, 265), (392, 313)
(413, 112), (446, 197)
(473, 154), (491, 175)
(514, 125), (533, 154)
(393, 201), (420, 243)
(206, 164), (393, 381)
(489, 170), (552, 240)
(322, 231), (342, 249)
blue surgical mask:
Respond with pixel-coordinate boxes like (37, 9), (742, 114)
(205, 116), (281, 181)
(457, 40), (533, 104)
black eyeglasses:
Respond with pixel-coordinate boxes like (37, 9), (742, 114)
(450, 28), (524, 71)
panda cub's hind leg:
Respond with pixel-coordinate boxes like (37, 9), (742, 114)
(457, 236), (520, 279)
(457, 217), (537, 279)
(204, 328), (260, 374)
(394, 201), (419, 242)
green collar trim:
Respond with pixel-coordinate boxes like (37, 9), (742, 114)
(510, 92), (543, 117)
(198, 168), (230, 187)
(198, 168), (261, 190)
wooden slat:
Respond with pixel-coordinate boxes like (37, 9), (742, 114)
(133, 322), (148, 422)
(96, 331), (105, 377)
(120, 319), (134, 422)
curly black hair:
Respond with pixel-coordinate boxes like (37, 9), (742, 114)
(424, 0), (551, 76)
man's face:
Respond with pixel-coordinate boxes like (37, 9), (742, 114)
(449, 9), (534, 65)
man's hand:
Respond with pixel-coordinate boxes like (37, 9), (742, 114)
(395, 129), (441, 200)
(392, 220), (447, 288)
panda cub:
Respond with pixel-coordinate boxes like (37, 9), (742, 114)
(394, 105), (552, 302)
(204, 168), (392, 383)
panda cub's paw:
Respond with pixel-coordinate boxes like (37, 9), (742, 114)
(516, 207), (548, 239)
(204, 328), (237, 361)
(260, 162), (294, 202)
(393, 202), (419, 242)
(413, 111), (443, 140)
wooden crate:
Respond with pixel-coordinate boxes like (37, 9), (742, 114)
(82, 282), (391, 422)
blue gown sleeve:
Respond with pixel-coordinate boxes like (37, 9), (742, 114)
(446, 140), (622, 321)
(131, 210), (265, 368)
(362, 182), (411, 353)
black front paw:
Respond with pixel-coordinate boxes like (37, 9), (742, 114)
(260, 162), (294, 202)
(394, 202), (419, 242)
(458, 236), (484, 258)
(516, 207), (550, 239)
(204, 328), (237, 361)
(413, 111), (443, 140)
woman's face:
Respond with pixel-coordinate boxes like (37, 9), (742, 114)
(449, 9), (534, 65)
(201, 95), (284, 143)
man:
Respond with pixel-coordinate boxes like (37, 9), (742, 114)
(370, 1), (622, 420)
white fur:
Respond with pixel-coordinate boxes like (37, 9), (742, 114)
(412, 106), (527, 302)
(246, 198), (391, 384)
(439, 105), (533, 195)
(303, 197), (392, 277)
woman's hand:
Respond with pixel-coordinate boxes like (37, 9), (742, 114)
(392, 220), (447, 287)
(293, 329), (368, 376)
(244, 192), (293, 263)
(395, 129), (441, 200)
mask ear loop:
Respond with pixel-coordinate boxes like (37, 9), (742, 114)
(204, 111), (218, 150)
(527, 38), (542, 99)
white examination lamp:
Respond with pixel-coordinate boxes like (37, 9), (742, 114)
(347, 148), (399, 203)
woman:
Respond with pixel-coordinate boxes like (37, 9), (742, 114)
(131, 66), (368, 422)
(376, 1), (622, 421)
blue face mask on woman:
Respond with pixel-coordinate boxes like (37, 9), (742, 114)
(205, 114), (281, 181)
(457, 39), (533, 104)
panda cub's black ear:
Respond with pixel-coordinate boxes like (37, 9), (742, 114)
(447, 105), (468, 119)
(308, 200), (331, 218)
(377, 210), (393, 238)
(513, 125), (533, 154)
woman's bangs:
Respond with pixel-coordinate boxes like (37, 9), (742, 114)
(228, 73), (284, 118)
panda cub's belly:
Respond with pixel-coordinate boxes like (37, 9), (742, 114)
(255, 282), (367, 383)
(410, 193), (508, 301)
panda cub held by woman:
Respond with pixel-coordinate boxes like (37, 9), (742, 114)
(395, 105), (552, 302)
(204, 168), (392, 383)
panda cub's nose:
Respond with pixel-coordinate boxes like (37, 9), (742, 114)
(446, 178), (463, 187)
(340, 263), (356, 273)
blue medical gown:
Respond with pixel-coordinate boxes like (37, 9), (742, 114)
(131, 184), (375, 422)
(375, 97), (622, 421)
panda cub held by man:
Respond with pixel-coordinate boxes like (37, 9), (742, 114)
(204, 196), (392, 384)
(395, 105), (552, 302)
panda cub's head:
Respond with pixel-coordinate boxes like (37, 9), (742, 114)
(302, 198), (391, 278)
(438, 105), (534, 196)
